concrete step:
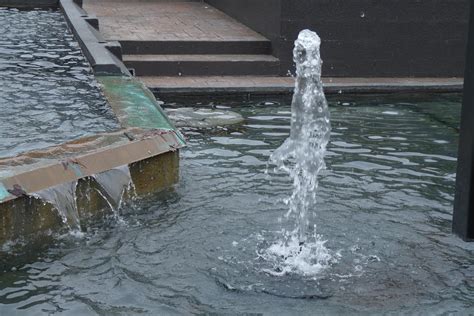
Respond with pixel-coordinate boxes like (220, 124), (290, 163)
(138, 76), (464, 96)
(140, 75), (294, 96)
(123, 54), (280, 76)
(120, 40), (272, 55)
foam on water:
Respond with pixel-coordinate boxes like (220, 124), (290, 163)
(268, 29), (334, 275)
(260, 228), (337, 277)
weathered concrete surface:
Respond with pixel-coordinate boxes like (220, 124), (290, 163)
(0, 1), (185, 250)
(97, 76), (179, 133)
(0, 150), (179, 247)
(0, 129), (182, 203)
(131, 151), (179, 195)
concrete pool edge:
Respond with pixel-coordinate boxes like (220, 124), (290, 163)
(0, 75), (185, 244)
(0, 1), (186, 246)
(59, 0), (128, 76)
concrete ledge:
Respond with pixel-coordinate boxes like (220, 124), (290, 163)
(0, 129), (181, 204)
(60, 0), (127, 75)
(0, 151), (178, 247)
(140, 76), (464, 97)
(120, 40), (271, 55)
(0, 4), (185, 250)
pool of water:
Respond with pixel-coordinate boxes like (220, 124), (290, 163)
(0, 8), (119, 158)
(1, 94), (473, 314)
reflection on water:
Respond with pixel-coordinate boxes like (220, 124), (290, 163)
(1, 94), (473, 314)
(0, 8), (119, 158)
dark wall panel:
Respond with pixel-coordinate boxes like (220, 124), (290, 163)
(205, 0), (469, 77)
(279, 0), (469, 77)
(205, 0), (281, 47)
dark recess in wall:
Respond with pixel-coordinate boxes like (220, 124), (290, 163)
(206, 0), (469, 77)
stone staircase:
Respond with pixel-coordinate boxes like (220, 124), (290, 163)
(117, 20), (279, 77)
(83, 0), (285, 94)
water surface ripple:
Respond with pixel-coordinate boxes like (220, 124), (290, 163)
(1, 95), (473, 315)
(0, 8), (119, 158)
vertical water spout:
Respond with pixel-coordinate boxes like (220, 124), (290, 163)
(270, 29), (331, 244)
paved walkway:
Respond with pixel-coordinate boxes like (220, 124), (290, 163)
(142, 76), (463, 95)
(83, 0), (267, 41)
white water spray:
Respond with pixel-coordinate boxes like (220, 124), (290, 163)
(266, 30), (334, 275)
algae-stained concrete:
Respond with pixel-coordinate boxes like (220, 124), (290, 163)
(97, 76), (177, 132)
(0, 0), (185, 249)
(0, 74), (184, 247)
(0, 150), (179, 247)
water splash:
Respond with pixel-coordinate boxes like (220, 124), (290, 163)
(260, 228), (336, 277)
(268, 29), (333, 275)
(32, 181), (81, 232)
(30, 166), (134, 234)
(92, 165), (133, 216)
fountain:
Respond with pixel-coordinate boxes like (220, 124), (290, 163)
(266, 29), (334, 275)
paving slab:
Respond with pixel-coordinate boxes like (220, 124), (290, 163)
(83, 0), (267, 42)
(140, 76), (464, 95)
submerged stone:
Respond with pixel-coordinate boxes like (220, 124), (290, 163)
(165, 107), (244, 128)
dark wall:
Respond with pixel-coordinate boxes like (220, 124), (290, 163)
(0, 0), (58, 8)
(280, 0), (469, 77)
(205, 0), (281, 50)
(206, 0), (469, 77)
(453, 1), (474, 241)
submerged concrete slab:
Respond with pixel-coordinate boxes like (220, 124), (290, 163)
(97, 76), (180, 133)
